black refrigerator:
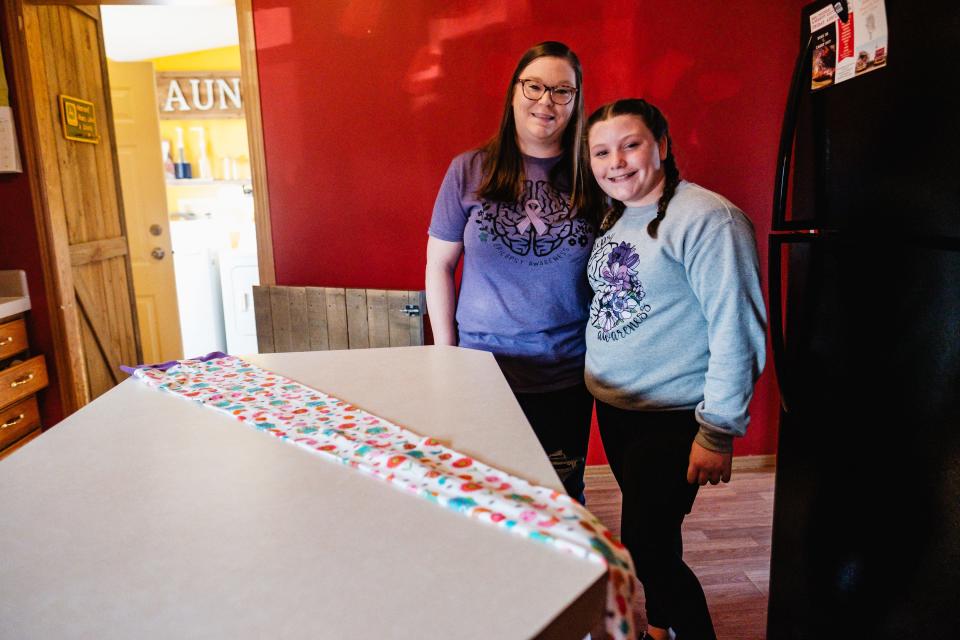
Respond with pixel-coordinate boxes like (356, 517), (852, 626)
(766, 1), (960, 638)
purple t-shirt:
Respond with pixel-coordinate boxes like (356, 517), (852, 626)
(429, 150), (594, 393)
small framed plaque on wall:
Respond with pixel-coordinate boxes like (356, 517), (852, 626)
(58, 95), (100, 144)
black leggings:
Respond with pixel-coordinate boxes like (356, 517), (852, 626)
(514, 381), (593, 502)
(596, 401), (716, 640)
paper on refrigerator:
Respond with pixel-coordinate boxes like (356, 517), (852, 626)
(810, 0), (888, 91)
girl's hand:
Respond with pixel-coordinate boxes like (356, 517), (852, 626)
(686, 441), (732, 485)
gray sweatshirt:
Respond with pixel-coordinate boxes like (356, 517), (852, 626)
(584, 182), (766, 452)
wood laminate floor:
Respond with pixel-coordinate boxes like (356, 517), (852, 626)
(584, 464), (774, 640)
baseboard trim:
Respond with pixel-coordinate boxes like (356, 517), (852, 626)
(732, 454), (776, 471)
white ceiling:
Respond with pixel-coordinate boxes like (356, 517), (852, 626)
(101, 3), (239, 62)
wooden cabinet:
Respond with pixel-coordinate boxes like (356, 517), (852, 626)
(0, 319), (29, 359)
(0, 316), (47, 460)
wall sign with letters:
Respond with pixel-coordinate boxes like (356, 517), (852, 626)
(156, 71), (243, 119)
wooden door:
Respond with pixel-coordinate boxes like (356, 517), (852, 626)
(14, 3), (141, 407)
(108, 60), (183, 364)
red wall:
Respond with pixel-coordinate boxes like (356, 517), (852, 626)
(252, 0), (808, 459)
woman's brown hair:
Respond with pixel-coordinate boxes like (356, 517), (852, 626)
(476, 41), (586, 216)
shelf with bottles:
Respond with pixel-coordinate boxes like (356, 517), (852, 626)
(162, 124), (251, 185)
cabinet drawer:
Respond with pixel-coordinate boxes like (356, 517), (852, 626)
(0, 318), (28, 360)
(0, 355), (48, 408)
(0, 395), (41, 451)
(0, 426), (41, 461)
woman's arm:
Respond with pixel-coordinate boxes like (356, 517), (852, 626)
(425, 236), (464, 346)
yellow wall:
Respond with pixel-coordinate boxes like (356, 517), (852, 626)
(152, 46), (241, 72)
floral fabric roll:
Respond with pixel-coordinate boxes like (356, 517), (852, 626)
(132, 354), (637, 639)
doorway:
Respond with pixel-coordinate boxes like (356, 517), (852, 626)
(3, 0), (273, 415)
(102, 1), (266, 363)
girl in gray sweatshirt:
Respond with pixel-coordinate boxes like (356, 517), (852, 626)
(583, 98), (766, 640)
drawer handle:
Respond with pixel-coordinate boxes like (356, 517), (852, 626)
(10, 373), (35, 388)
(0, 336), (13, 346)
(1, 413), (25, 429)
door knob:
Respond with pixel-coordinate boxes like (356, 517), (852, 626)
(151, 247), (166, 260)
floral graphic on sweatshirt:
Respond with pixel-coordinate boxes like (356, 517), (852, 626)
(589, 239), (651, 335)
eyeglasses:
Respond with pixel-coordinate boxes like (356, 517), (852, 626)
(517, 79), (578, 105)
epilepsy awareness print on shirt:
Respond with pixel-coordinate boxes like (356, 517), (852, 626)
(130, 354), (638, 639)
(430, 150), (595, 393)
(474, 179), (592, 263)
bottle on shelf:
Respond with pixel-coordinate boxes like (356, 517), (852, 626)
(174, 126), (192, 179)
(161, 139), (175, 179)
(190, 126), (212, 180)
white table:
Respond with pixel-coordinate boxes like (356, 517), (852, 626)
(0, 347), (605, 639)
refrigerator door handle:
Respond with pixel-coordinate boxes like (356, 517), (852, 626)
(768, 234), (790, 412)
(769, 232), (818, 413)
(773, 34), (814, 229)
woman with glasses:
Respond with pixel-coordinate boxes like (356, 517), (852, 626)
(425, 41), (594, 502)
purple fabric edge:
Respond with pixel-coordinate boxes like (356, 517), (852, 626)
(120, 351), (229, 375)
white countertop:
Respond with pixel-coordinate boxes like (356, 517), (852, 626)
(0, 270), (30, 319)
(0, 347), (605, 639)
